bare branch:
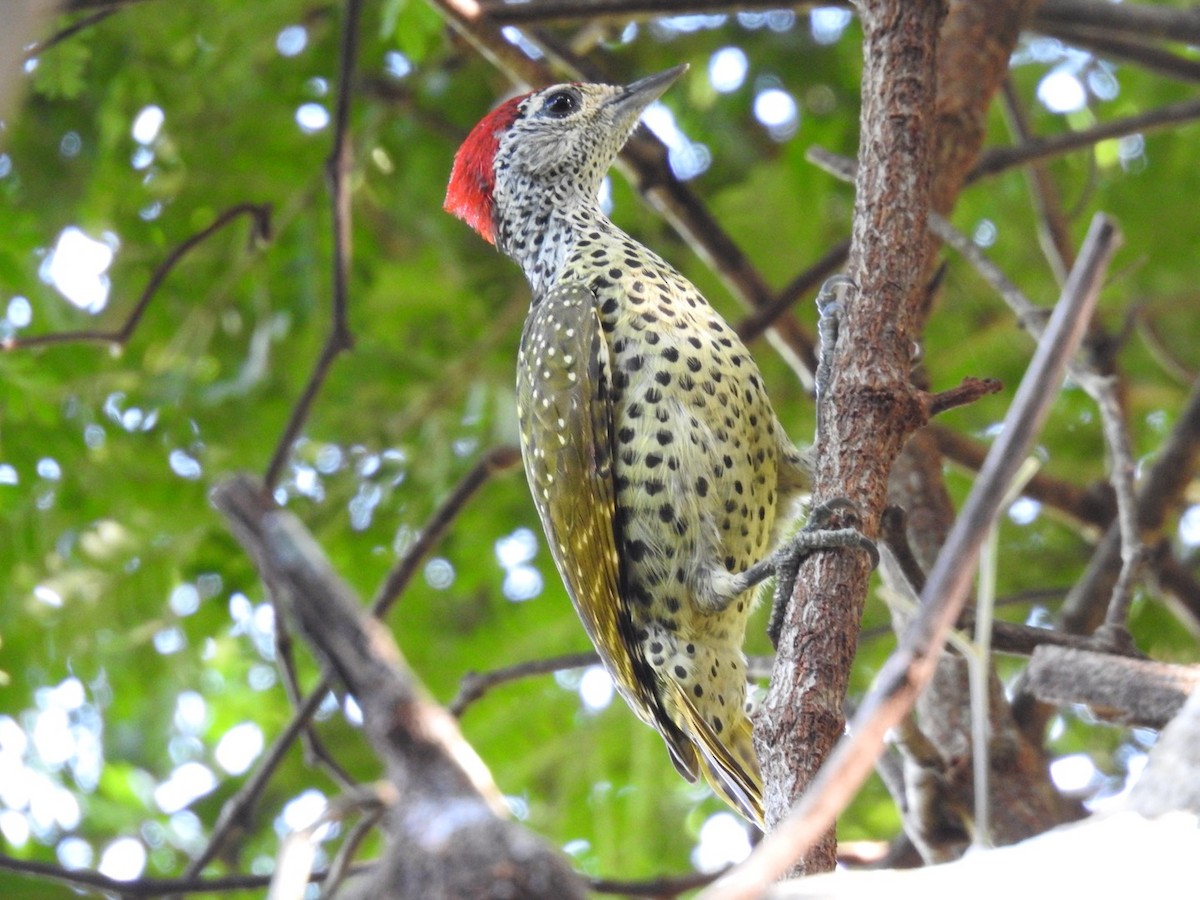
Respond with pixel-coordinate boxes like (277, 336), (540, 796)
(998, 79), (1075, 285)
(971, 97), (1200, 183)
(371, 444), (521, 614)
(480, 0), (837, 24)
(22, 9), (115, 60)
(1091, 376), (1145, 635)
(1036, 0), (1200, 45)
(591, 867), (727, 897)
(880, 507), (1132, 659)
(475, 0), (1200, 47)
(1025, 646), (1196, 729)
(1057, 376), (1200, 639)
(929, 425), (1116, 531)
(924, 377), (1003, 418)
(176, 684), (329, 883)
(3, 203), (271, 351)
(272, 609), (357, 787)
(735, 238), (851, 346)
(450, 651), (599, 717)
(264, 0), (362, 489)
(0, 851), (353, 897)
(66, 0), (160, 11)
(1038, 23), (1200, 85)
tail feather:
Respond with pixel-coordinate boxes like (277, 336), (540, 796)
(664, 683), (764, 828)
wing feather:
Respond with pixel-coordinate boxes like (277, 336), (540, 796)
(516, 284), (697, 778)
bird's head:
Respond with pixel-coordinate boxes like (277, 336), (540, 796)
(445, 65), (687, 246)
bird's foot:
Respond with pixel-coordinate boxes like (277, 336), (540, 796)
(766, 498), (879, 648)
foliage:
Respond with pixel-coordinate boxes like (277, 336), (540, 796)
(0, 1), (1198, 897)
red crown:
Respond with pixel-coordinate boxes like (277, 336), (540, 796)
(444, 94), (526, 245)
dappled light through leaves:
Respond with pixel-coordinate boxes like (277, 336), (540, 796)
(1, 1), (1199, 897)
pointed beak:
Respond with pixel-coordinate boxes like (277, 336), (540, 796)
(607, 63), (688, 126)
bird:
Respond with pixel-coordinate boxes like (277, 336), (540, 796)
(445, 64), (875, 827)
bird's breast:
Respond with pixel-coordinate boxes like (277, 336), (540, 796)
(594, 281), (780, 643)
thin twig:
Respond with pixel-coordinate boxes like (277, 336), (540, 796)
(263, 0), (362, 489)
(970, 97), (1200, 183)
(1057, 375), (1200, 640)
(3, 203), (271, 351)
(999, 78), (1075, 285)
(1092, 377), (1145, 634)
(1041, 23), (1200, 85)
(924, 377), (1003, 417)
(735, 238), (851, 345)
(879, 506), (1122, 658)
(177, 684), (327, 883)
(1152, 551), (1200, 632)
(1035, 0), (1200, 45)
(66, 0), (160, 11)
(450, 650), (599, 717)
(476, 0), (1200, 44)
(590, 867), (727, 897)
(1138, 310), (1199, 386)
(480, 0), (837, 23)
(0, 851), (354, 897)
(272, 610), (357, 788)
(370, 444), (521, 615)
(323, 804), (387, 896)
(930, 424), (1116, 531)
(22, 9), (114, 59)
(703, 214), (1117, 899)
(879, 506), (929, 594)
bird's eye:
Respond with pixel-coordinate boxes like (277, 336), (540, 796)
(542, 90), (579, 118)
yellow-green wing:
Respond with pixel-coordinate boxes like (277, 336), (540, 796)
(515, 283), (697, 778)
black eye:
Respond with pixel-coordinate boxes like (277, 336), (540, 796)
(542, 90), (579, 118)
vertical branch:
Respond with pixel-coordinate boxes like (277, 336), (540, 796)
(264, 0), (362, 489)
(755, 0), (944, 872)
(325, 0), (359, 353)
(1095, 378), (1146, 633)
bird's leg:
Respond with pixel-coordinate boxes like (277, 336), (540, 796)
(762, 500), (879, 647)
(694, 276), (878, 632)
(694, 499), (877, 617)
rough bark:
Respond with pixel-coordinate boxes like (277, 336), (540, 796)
(756, 0), (944, 873)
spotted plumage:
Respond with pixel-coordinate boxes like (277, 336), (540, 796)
(446, 66), (820, 827)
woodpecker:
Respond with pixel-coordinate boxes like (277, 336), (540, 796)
(445, 65), (874, 827)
